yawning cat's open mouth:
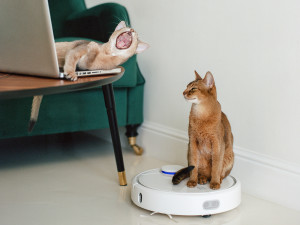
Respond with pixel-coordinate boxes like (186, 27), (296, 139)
(116, 31), (132, 49)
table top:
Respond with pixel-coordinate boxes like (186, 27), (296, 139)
(0, 67), (124, 99)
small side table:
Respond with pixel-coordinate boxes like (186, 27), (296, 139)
(0, 67), (127, 186)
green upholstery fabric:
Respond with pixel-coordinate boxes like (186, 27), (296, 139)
(65, 3), (131, 43)
(49, 0), (87, 38)
(0, 88), (127, 138)
(0, 0), (145, 139)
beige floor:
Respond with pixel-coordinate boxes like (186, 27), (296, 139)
(0, 132), (299, 225)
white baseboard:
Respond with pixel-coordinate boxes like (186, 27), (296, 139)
(137, 121), (300, 211)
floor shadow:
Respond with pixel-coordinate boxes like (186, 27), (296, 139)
(0, 131), (118, 169)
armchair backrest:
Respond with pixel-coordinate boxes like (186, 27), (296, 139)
(48, 0), (86, 38)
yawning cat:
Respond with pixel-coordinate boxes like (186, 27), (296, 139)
(57, 20), (149, 81)
(28, 21), (149, 132)
(172, 71), (234, 190)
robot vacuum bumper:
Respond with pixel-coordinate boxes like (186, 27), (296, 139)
(131, 166), (241, 216)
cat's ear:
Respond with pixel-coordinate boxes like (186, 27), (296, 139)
(136, 41), (150, 54)
(203, 71), (215, 89)
(194, 70), (202, 80)
(115, 21), (127, 31)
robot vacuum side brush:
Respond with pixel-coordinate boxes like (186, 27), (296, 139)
(131, 165), (241, 216)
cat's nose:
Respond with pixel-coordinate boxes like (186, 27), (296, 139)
(130, 28), (134, 33)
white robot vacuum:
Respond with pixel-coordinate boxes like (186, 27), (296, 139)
(131, 165), (241, 216)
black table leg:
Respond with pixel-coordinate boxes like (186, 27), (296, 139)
(102, 84), (127, 186)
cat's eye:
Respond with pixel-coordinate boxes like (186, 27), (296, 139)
(191, 88), (197, 91)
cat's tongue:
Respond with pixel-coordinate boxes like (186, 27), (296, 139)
(116, 32), (132, 49)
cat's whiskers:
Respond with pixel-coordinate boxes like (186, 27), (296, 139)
(112, 15), (130, 28)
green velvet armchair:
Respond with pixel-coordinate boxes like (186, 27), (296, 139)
(0, 0), (145, 154)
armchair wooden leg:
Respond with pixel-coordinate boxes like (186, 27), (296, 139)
(126, 124), (143, 155)
(102, 84), (127, 186)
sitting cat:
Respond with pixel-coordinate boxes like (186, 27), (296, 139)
(172, 71), (234, 190)
(28, 21), (149, 132)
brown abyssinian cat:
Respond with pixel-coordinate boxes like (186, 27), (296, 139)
(28, 21), (149, 132)
(172, 71), (234, 190)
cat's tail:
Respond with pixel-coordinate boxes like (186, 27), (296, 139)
(28, 95), (43, 132)
(172, 166), (195, 185)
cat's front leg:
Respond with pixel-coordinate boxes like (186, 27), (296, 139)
(187, 139), (199, 188)
(64, 62), (78, 81)
(84, 42), (99, 68)
(210, 140), (224, 190)
(64, 46), (88, 81)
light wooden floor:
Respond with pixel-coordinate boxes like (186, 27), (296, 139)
(0, 132), (299, 225)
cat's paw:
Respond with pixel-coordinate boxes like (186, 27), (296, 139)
(187, 180), (197, 188)
(65, 72), (78, 81)
(198, 175), (208, 185)
(210, 182), (221, 190)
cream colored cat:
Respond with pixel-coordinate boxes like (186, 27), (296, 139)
(28, 21), (149, 132)
(57, 21), (149, 81)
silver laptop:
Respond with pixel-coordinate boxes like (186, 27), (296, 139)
(0, 0), (120, 79)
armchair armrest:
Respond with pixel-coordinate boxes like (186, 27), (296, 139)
(64, 3), (131, 42)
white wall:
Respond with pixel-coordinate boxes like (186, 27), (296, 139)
(86, 0), (300, 164)
(85, 0), (300, 210)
